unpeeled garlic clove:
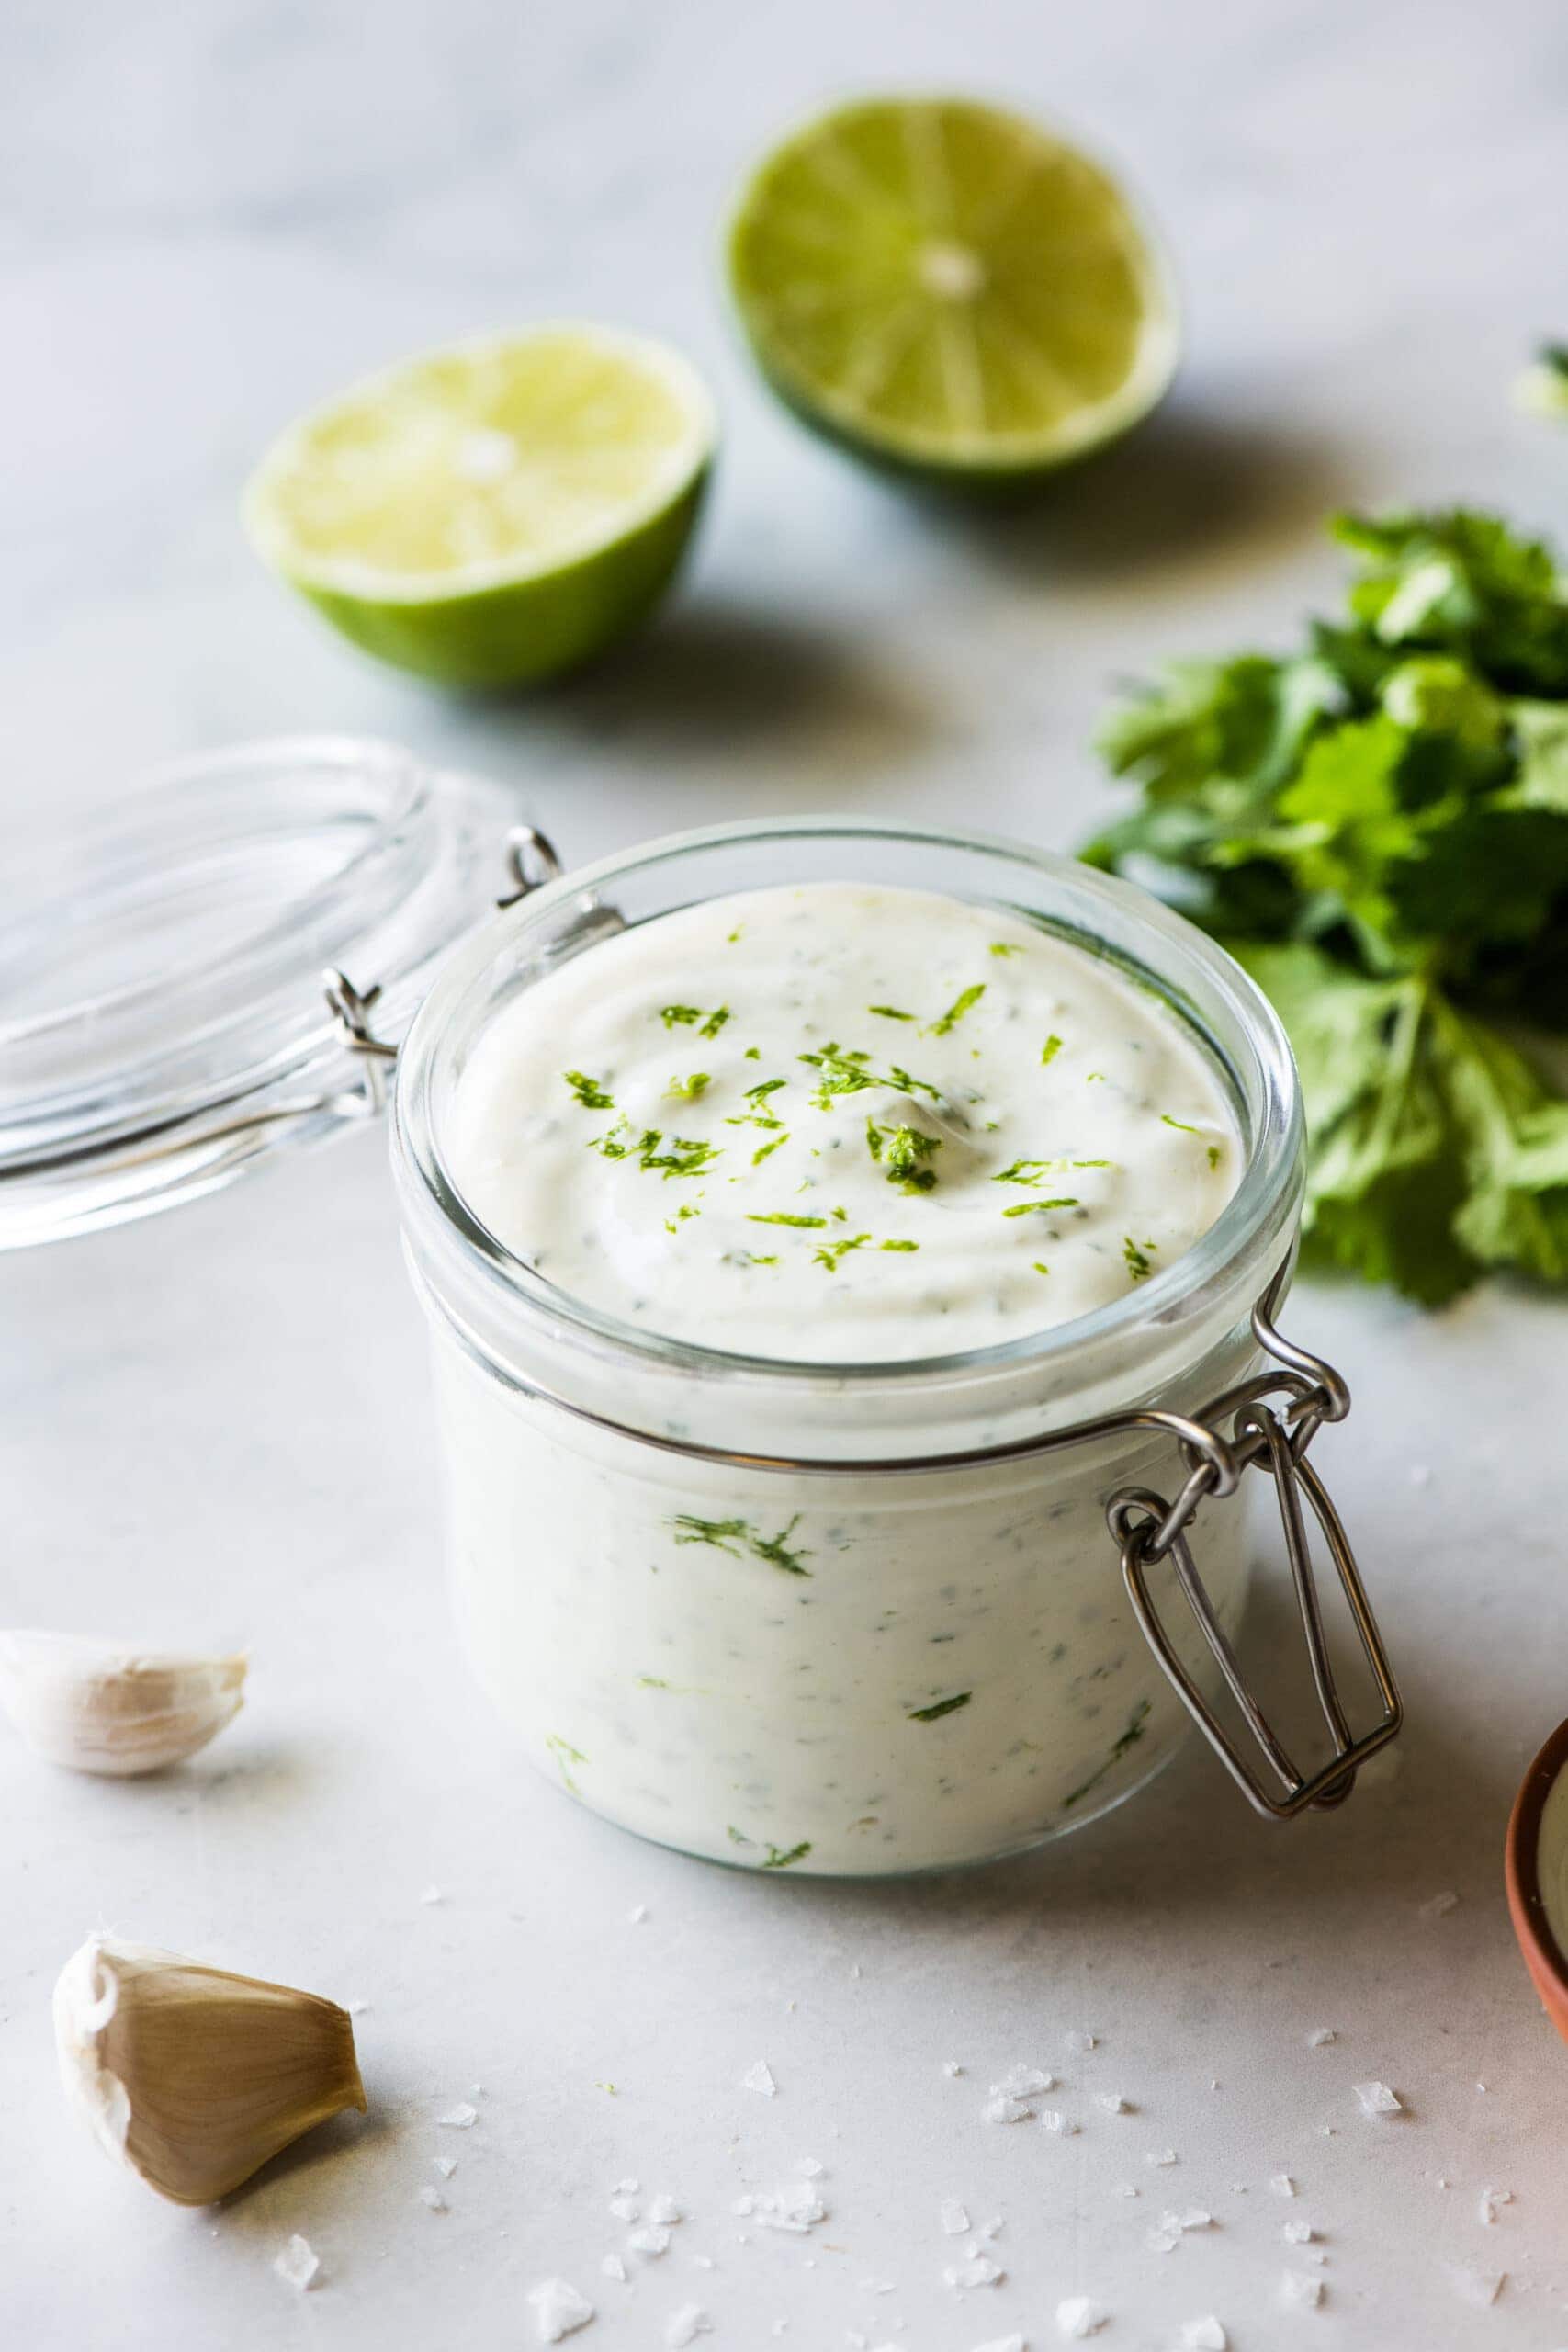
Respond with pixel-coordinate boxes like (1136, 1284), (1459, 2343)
(54, 1934), (367, 2205)
(0, 1632), (245, 1775)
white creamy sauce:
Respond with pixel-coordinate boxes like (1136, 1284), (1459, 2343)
(449, 883), (1237, 1362)
(435, 881), (1248, 1872)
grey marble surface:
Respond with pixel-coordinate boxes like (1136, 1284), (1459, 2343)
(6, 1), (1568, 2345)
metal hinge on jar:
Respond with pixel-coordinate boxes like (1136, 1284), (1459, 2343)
(1104, 1265), (1401, 1819)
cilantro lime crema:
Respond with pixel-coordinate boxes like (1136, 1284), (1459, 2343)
(446, 882), (1237, 1360)
(432, 877), (1252, 1874)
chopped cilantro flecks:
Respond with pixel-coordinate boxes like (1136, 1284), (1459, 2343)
(866, 1117), (942, 1193)
(925, 982), (986, 1036)
(812, 1230), (871, 1272)
(591, 1120), (720, 1179)
(881, 1238), (919, 1251)
(748, 1211), (827, 1228)
(672, 1513), (810, 1576)
(799, 1042), (942, 1109)
(725, 1829), (812, 1869)
(1124, 1236), (1156, 1279)
(1002, 1196), (1077, 1218)
(908, 1690), (972, 1723)
(1062, 1699), (1152, 1809)
(1160, 1113), (1200, 1134)
(663, 1203), (701, 1234)
(989, 941), (1024, 957)
(545, 1732), (587, 1793)
(659, 1002), (729, 1038)
(562, 1069), (615, 1110)
(868, 1003), (916, 1021)
(1041, 1033), (1063, 1065)
(667, 1071), (711, 1101)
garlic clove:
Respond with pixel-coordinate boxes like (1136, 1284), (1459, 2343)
(0, 1632), (245, 1775)
(54, 1934), (367, 2205)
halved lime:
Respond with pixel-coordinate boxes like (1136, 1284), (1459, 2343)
(243, 325), (716, 690)
(727, 97), (1179, 489)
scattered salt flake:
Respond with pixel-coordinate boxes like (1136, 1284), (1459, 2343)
(1180, 2324), (1227, 2351)
(1064, 2030), (1098, 2054)
(1147, 2226), (1180, 2255)
(418, 2185), (447, 2212)
(1095, 2093), (1131, 2114)
(942, 2060), (964, 2077)
(1409, 1464), (1432, 1487)
(693, 2255), (715, 2271)
(627, 1905), (648, 1924)
(664, 2306), (713, 2347)
(1041, 2110), (1078, 2136)
(434, 2155), (457, 2179)
(983, 2094), (1034, 2125)
(601, 2256), (626, 2282)
(273, 2235), (320, 2292)
(1478, 2187), (1512, 2226)
(1280, 2271), (1323, 2309)
(1419, 1891), (1460, 1920)
(613, 2177), (639, 2195)
(439, 2102), (479, 2130)
(941, 2200), (971, 2236)
(528, 2278), (595, 2341)
(861, 2278), (896, 2293)
(1145, 2148), (1178, 2167)
(609, 2195), (640, 2222)
(976, 2215), (1003, 2242)
(995, 2063), (1054, 2097)
(732, 2197), (755, 2218)
(849, 1962), (863, 1980)
(1449, 2267), (1506, 2309)
(649, 2194), (683, 2226)
(1354, 2080), (1402, 2120)
(628, 2226), (671, 2257)
(1111, 2183), (1138, 2199)
(943, 2254), (1004, 2290)
(742, 2060), (777, 2098)
(971, 2338), (1026, 2352)
(1305, 2028), (1336, 2048)
(1179, 2210), (1213, 2232)
(750, 2179), (827, 2233)
(1282, 2221), (1314, 2245)
(418, 1885), (444, 1905)
(1269, 2176), (1297, 2199)
(345, 1997), (370, 2016)
(1056, 2295), (1108, 2337)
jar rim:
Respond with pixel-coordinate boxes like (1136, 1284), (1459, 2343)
(393, 818), (1304, 1406)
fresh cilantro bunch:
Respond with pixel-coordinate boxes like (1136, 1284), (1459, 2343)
(1084, 508), (1568, 1303)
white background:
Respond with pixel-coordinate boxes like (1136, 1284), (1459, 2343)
(6, 2), (1568, 2345)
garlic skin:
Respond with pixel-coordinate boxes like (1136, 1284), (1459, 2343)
(0, 1633), (245, 1775)
(54, 1935), (367, 2204)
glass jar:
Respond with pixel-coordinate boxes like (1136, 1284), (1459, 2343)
(391, 819), (1397, 1877)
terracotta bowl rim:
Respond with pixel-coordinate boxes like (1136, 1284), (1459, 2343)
(1506, 1712), (1568, 1996)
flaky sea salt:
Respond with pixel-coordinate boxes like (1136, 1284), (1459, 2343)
(1282, 2221), (1314, 2244)
(1147, 2222), (1181, 2254)
(983, 2094), (1034, 2125)
(528, 2278), (595, 2341)
(943, 2254), (1004, 2290)
(649, 2194), (682, 2226)
(345, 1997), (370, 2016)
(608, 2194), (639, 2222)
(439, 2102), (479, 2130)
(1041, 2110), (1079, 2135)
(1449, 2267), (1506, 2308)
(1280, 2271), (1323, 2309)
(1305, 2028), (1336, 2048)
(1055, 2295), (1107, 2336)
(940, 2199), (971, 2235)
(1095, 2093), (1130, 2114)
(942, 2059), (964, 2077)
(1111, 2183), (1138, 2199)
(795, 2159), (825, 2179)
(742, 2060), (777, 2098)
(627, 1905), (648, 1924)
(749, 2178), (827, 2233)
(1269, 2175), (1297, 2198)
(1478, 2187), (1512, 2226)
(628, 2225), (671, 2257)
(1419, 1891), (1460, 1920)
(273, 2236), (320, 2291)
(995, 2063), (1053, 2097)
(600, 2255), (626, 2282)
(1354, 2080), (1402, 2119)
(971, 2338), (1026, 2352)
(419, 1884), (444, 1905)
(664, 2307), (713, 2346)
(1179, 2324), (1226, 2351)
(1065, 2030), (1098, 2054)
(1145, 2148), (1178, 2166)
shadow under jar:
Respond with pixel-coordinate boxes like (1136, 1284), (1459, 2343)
(392, 820), (1399, 1876)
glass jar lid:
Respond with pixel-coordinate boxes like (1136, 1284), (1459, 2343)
(0, 735), (525, 1247)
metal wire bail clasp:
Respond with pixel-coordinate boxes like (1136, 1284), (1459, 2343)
(1106, 1274), (1403, 1820)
